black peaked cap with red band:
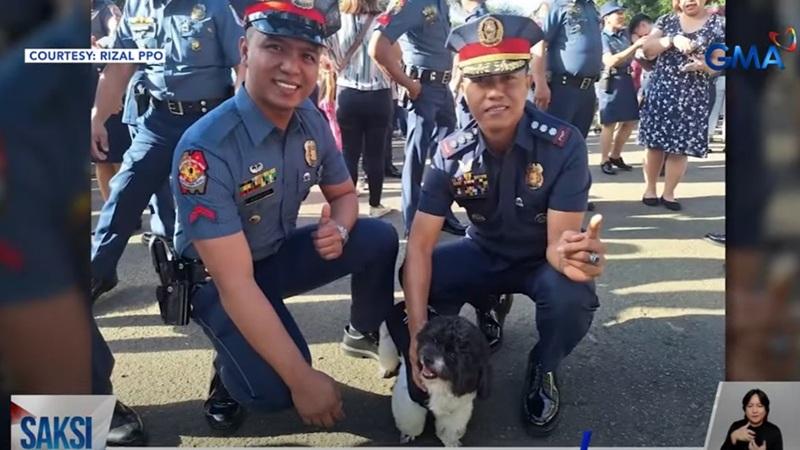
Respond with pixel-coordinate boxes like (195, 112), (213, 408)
(447, 14), (544, 79)
(243, 0), (340, 46)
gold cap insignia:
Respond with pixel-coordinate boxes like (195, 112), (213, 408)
(478, 16), (504, 47)
(304, 140), (318, 167)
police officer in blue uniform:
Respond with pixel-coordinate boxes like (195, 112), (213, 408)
(370, 0), (467, 236)
(89, 0), (245, 300)
(536, 0), (602, 138)
(171, 0), (399, 432)
(0, 2), (146, 446)
(387, 14), (606, 436)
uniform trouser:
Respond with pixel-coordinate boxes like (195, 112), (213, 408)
(190, 219), (399, 411)
(127, 122), (176, 239)
(90, 106), (196, 281)
(386, 238), (599, 405)
(546, 81), (598, 138)
(402, 82), (458, 234)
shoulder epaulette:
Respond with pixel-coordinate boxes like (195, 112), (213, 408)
(441, 125), (480, 159)
(529, 111), (573, 148)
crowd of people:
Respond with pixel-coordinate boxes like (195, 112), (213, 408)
(82, 0), (725, 445)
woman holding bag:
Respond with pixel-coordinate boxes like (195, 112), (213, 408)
(326, 0), (394, 218)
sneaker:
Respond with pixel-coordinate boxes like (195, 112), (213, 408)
(608, 156), (633, 171)
(600, 161), (617, 175)
(341, 324), (380, 360)
(369, 204), (393, 218)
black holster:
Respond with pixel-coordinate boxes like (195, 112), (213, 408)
(149, 236), (196, 326)
(598, 72), (615, 94)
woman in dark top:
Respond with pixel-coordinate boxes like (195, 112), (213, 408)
(721, 389), (783, 450)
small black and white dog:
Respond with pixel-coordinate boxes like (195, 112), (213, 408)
(379, 315), (491, 447)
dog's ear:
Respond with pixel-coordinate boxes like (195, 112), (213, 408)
(477, 358), (492, 399)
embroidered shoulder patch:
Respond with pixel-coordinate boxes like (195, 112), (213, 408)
(178, 150), (209, 195)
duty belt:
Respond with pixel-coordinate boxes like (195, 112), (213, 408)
(407, 66), (452, 85)
(550, 73), (600, 90)
(607, 66), (634, 76)
(150, 96), (227, 116)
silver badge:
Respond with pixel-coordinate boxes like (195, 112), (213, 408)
(303, 172), (311, 182)
(549, 127), (558, 136)
(539, 124), (548, 133)
(515, 197), (524, 207)
(249, 162), (264, 174)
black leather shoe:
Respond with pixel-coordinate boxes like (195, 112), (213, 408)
(91, 273), (119, 303)
(385, 164), (402, 178)
(441, 220), (467, 236)
(106, 401), (147, 446)
(587, 201), (596, 211)
(609, 156), (633, 171)
(205, 373), (245, 434)
(705, 232), (726, 245)
(522, 351), (560, 436)
(476, 294), (514, 351)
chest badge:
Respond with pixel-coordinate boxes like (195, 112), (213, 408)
(191, 4), (206, 21)
(304, 140), (318, 167)
(526, 163), (544, 190)
(249, 162), (264, 174)
(458, 158), (474, 175)
(478, 16), (504, 47)
(422, 5), (438, 24)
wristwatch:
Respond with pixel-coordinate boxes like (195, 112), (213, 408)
(336, 224), (349, 246)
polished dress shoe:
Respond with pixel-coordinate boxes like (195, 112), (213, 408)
(106, 401), (147, 446)
(385, 164), (402, 178)
(522, 351), (560, 436)
(91, 273), (119, 303)
(476, 294), (514, 351)
(441, 220), (467, 236)
(705, 232), (726, 245)
(205, 373), (245, 433)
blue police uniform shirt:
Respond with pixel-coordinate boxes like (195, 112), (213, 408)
(114, 0), (243, 101)
(601, 28), (633, 70)
(377, 0), (453, 71)
(418, 103), (590, 261)
(542, 0), (603, 77)
(173, 86), (351, 261)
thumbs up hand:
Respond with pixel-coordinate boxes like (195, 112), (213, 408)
(555, 215), (607, 282)
(313, 204), (344, 260)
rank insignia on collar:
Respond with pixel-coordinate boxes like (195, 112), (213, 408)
(526, 163), (544, 190)
(191, 4), (206, 21)
(178, 150), (209, 195)
(304, 140), (318, 167)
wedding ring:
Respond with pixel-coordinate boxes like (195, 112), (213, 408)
(588, 252), (600, 266)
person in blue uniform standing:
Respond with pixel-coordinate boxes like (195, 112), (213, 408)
(171, 0), (399, 432)
(89, 0), (245, 301)
(369, 0), (467, 237)
(596, 1), (641, 175)
(387, 14), (606, 436)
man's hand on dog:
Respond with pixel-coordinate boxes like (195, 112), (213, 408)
(556, 214), (606, 283)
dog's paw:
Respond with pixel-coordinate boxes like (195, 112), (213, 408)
(378, 363), (400, 379)
(400, 434), (416, 444)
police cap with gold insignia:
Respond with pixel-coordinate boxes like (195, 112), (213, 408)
(447, 14), (544, 79)
(243, 0), (340, 45)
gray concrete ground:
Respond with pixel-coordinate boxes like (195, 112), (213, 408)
(91, 131), (725, 447)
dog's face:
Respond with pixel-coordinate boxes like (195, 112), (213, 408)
(415, 315), (491, 398)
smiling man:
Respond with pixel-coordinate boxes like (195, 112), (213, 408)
(389, 14), (606, 436)
(170, 0), (398, 432)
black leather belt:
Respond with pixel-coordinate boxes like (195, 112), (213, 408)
(407, 66), (452, 84)
(551, 73), (600, 90)
(607, 66), (634, 76)
(150, 96), (227, 116)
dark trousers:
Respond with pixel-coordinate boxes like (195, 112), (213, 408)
(402, 82), (458, 234)
(191, 219), (399, 411)
(546, 81), (598, 138)
(337, 87), (393, 207)
(90, 106), (198, 281)
(387, 238), (598, 404)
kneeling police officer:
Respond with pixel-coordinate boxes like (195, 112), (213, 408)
(168, 0), (399, 431)
(389, 14), (606, 436)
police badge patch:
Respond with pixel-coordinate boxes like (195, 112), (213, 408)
(304, 140), (318, 167)
(526, 163), (544, 190)
(178, 150), (209, 195)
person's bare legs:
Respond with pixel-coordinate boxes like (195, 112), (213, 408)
(662, 153), (688, 202)
(599, 123), (615, 164)
(642, 148), (665, 198)
(611, 121), (637, 159)
(95, 163), (121, 202)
